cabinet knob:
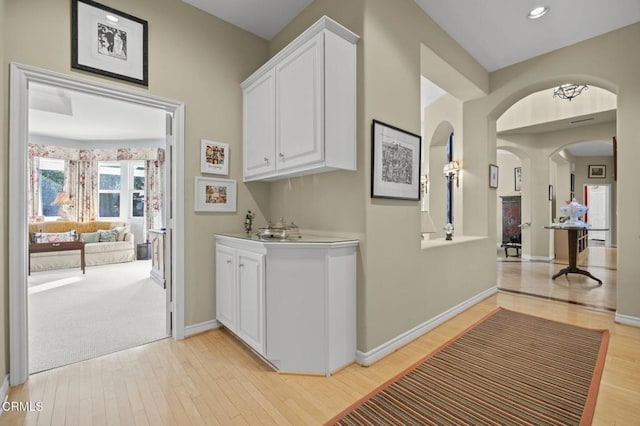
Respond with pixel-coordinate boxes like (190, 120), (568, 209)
(279, 153), (285, 159)
(239, 263), (245, 267)
(226, 259), (232, 264)
(263, 157), (269, 163)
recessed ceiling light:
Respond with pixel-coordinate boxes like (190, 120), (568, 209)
(106, 14), (119, 23)
(527, 5), (550, 20)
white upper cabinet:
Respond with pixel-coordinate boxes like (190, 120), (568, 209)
(241, 16), (359, 182)
(243, 69), (276, 179)
(275, 33), (324, 172)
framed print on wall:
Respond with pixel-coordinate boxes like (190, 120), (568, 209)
(371, 119), (421, 200)
(588, 164), (606, 179)
(72, 0), (149, 86)
(200, 140), (229, 175)
(489, 164), (499, 189)
(194, 177), (237, 212)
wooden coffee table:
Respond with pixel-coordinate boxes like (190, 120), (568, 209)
(29, 241), (85, 275)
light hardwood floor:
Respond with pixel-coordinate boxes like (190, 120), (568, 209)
(498, 245), (617, 311)
(2, 273), (638, 424)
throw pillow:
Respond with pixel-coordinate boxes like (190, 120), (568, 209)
(80, 232), (100, 243)
(112, 226), (128, 241)
(32, 231), (77, 244)
(98, 229), (118, 243)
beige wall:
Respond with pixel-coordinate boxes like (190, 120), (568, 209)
(266, 0), (366, 236)
(360, 0), (495, 351)
(1, 0), (7, 374)
(3, 0), (269, 340)
(265, 0), (495, 353)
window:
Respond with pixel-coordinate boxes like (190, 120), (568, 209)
(99, 161), (146, 219)
(446, 132), (454, 224)
(99, 162), (121, 218)
(39, 158), (65, 217)
(131, 162), (145, 217)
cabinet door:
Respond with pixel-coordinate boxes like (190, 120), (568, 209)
(215, 245), (236, 331)
(275, 32), (324, 172)
(243, 69), (276, 180)
(236, 250), (265, 355)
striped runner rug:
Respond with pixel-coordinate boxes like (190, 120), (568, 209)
(328, 308), (609, 425)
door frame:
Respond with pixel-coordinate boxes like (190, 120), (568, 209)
(584, 183), (612, 246)
(9, 63), (186, 385)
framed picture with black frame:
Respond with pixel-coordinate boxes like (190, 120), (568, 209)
(489, 164), (499, 189)
(371, 119), (421, 200)
(72, 0), (149, 86)
(588, 164), (606, 179)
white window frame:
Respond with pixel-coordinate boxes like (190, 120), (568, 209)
(98, 161), (122, 218)
(38, 157), (65, 220)
(129, 161), (145, 219)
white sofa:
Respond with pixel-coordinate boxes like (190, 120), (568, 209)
(29, 220), (136, 273)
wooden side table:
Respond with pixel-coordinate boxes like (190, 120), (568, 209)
(29, 241), (85, 275)
(545, 225), (607, 285)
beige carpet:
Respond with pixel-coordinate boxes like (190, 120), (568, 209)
(28, 260), (167, 373)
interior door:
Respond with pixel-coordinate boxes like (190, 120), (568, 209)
(585, 184), (610, 244)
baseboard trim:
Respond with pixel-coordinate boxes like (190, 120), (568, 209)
(184, 320), (221, 337)
(614, 313), (640, 327)
(0, 374), (9, 415)
(522, 255), (553, 262)
(356, 287), (497, 366)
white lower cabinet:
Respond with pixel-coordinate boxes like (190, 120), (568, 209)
(215, 234), (358, 376)
(215, 243), (265, 355)
(235, 250), (265, 355)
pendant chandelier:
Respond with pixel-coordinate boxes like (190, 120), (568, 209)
(553, 83), (588, 101)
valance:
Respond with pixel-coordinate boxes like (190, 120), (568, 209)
(28, 144), (164, 162)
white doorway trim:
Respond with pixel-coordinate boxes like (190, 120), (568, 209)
(9, 63), (186, 385)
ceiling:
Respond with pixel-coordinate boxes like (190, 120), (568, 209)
(29, 82), (166, 142)
(183, 0), (640, 71)
(181, 0), (314, 40)
(415, 0), (640, 71)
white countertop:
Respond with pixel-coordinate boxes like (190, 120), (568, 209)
(215, 232), (359, 246)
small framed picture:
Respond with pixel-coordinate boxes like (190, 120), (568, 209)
(200, 140), (229, 175)
(514, 167), (522, 191)
(489, 164), (499, 189)
(371, 119), (421, 200)
(194, 177), (236, 212)
(548, 184), (554, 201)
(588, 164), (606, 179)
(72, 0), (148, 86)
